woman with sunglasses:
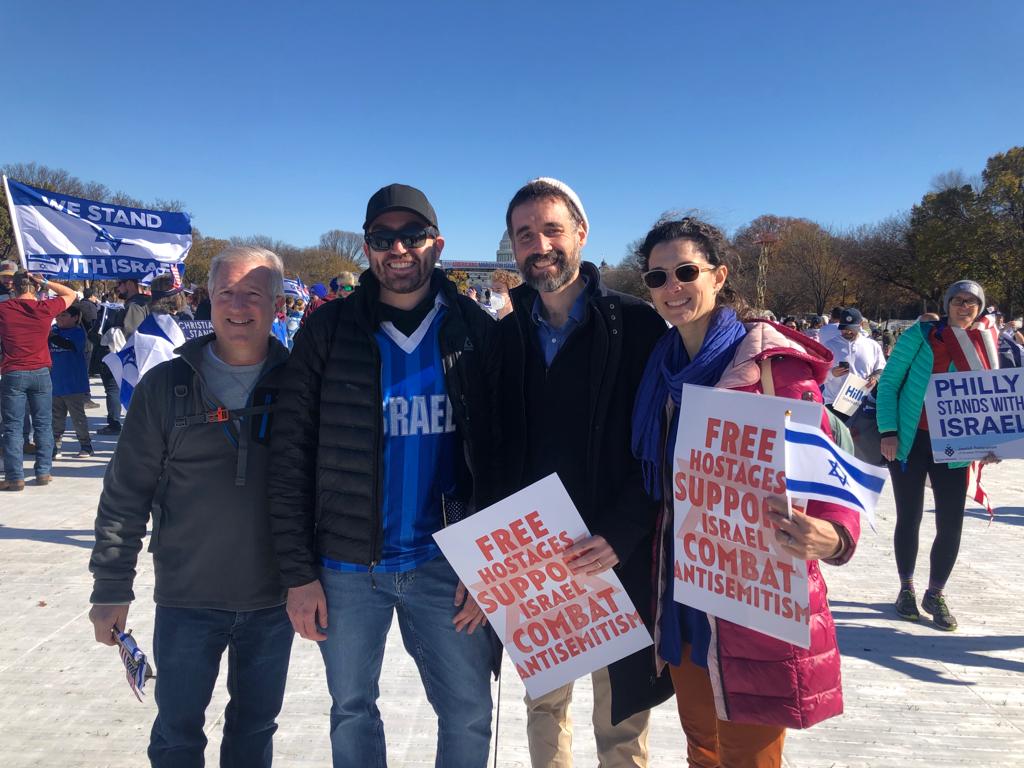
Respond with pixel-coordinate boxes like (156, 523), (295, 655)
(877, 280), (999, 631)
(630, 216), (860, 767)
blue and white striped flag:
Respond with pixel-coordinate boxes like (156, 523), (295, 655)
(102, 314), (185, 409)
(784, 420), (888, 531)
(284, 277), (311, 301)
(3, 176), (191, 280)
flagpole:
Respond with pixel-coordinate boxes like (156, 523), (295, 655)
(2, 175), (29, 269)
(783, 410), (795, 521)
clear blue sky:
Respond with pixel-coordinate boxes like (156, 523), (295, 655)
(4, 1), (1021, 265)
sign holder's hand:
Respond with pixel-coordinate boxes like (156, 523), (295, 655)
(453, 581), (487, 634)
(89, 604), (130, 645)
(287, 580), (328, 641)
(564, 535), (619, 576)
(766, 496), (843, 561)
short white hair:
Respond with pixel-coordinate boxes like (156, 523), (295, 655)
(207, 246), (285, 298)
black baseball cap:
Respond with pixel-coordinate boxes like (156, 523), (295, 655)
(839, 308), (863, 329)
(363, 183), (438, 231)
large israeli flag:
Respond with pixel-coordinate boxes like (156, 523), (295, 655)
(784, 420), (888, 531)
(103, 314), (186, 409)
(3, 176), (191, 280)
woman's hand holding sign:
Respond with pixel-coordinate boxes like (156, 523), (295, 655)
(565, 535), (620, 575)
(766, 497), (844, 561)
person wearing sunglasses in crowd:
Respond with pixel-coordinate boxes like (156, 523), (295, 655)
(495, 178), (671, 767)
(332, 271), (357, 299)
(268, 183), (502, 768)
(877, 280), (1000, 631)
(630, 215), (860, 768)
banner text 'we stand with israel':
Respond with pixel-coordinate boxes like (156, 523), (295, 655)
(3, 177), (191, 280)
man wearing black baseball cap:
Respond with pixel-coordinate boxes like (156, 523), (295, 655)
(269, 183), (501, 767)
(822, 306), (887, 415)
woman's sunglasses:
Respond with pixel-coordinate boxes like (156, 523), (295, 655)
(641, 263), (716, 289)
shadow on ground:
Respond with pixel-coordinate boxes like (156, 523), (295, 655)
(831, 599), (1024, 684)
(0, 526), (95, 549)
(967, 506), (1024, 527)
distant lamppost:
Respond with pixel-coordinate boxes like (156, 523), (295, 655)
(841, 278), (848, 306)
(754, 232), (779, 311)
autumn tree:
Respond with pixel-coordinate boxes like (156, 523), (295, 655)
(319, 229), (368, 268)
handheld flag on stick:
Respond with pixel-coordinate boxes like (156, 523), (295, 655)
(784, 419), (888, 532)
(113, 629), (155, 702)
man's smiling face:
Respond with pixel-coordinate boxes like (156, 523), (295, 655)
(210, 260), (277, 360)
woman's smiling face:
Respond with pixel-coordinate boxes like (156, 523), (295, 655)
(646, 238), (727, 330)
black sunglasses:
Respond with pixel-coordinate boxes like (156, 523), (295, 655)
(364, 227), (437, 252)
(641, 263), (716, 289)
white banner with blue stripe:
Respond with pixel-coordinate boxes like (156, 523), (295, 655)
(102, 314), (185, 409)
(283, 277), (310, 300)
(784, 420), (887, 531)
(3, 177), (191, 280)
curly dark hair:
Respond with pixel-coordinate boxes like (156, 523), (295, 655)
(635, 214), (749, 318)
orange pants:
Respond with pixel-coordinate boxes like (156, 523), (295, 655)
(669, 647), (786, 768)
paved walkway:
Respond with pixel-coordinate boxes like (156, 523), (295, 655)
(1, 383), (1022, 767)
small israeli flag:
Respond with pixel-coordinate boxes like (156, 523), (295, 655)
(784, 420), (888, 531)
(103, 314), (186, 409)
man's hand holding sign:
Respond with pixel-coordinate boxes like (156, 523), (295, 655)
(433, 475), (652, 698)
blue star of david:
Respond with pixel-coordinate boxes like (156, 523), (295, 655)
(827, 459), (849, 487)
(95, 227), (124, 252)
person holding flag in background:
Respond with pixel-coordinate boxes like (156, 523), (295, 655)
(630, 215), (860, 767)
(877, 279), (1001, 631)
(0, 271), (77, 491)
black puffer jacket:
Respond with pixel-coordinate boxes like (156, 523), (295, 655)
(268, 270), (501, 588)
(497, 261), (674, 723)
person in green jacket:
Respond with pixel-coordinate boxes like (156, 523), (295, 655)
(876, 280), (996, 631)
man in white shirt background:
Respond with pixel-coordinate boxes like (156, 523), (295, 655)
(822, 307), (887, 416)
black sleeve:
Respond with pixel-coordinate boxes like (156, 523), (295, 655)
(593, 304), (667, 565)
(267, 313), (328, 588)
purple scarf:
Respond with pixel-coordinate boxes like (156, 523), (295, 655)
(631, 308), (747, 499)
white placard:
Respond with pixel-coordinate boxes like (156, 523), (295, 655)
(433, 474), (653, 698)
(673, 385), (823, 649)
(923, 369), (1024, 462)
(831, 373), (871, 416)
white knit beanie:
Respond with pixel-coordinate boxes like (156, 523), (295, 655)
(530, 177), (589, 233)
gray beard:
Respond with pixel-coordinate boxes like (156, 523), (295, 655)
(523, 251), (578, 293)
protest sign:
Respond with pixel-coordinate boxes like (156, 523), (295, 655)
(673, 385), (823, 648)
(831, 373), (870, 416)
(433, 474), (652, 698)
(176, 320), (214, 340)
(3, 177), (191, 280)
(923, 369), (1024, 462)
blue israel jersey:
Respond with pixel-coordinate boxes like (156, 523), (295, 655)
(323, 297), (458, 574)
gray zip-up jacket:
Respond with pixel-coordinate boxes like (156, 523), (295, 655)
(89, 334), (289, 610)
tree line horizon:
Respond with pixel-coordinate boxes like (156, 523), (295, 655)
(3, 147), (1022, 319)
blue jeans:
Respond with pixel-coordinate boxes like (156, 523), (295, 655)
(1, 368), (54, 481)
(319, 556), (493, 768)
(148, 604), (294, 768)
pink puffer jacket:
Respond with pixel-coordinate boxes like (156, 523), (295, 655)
(658, 321), (861, 729)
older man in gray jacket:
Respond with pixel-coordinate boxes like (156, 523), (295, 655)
(88, 246), (292, 768)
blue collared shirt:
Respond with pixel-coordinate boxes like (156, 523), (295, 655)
(531, 279), (589, 367)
